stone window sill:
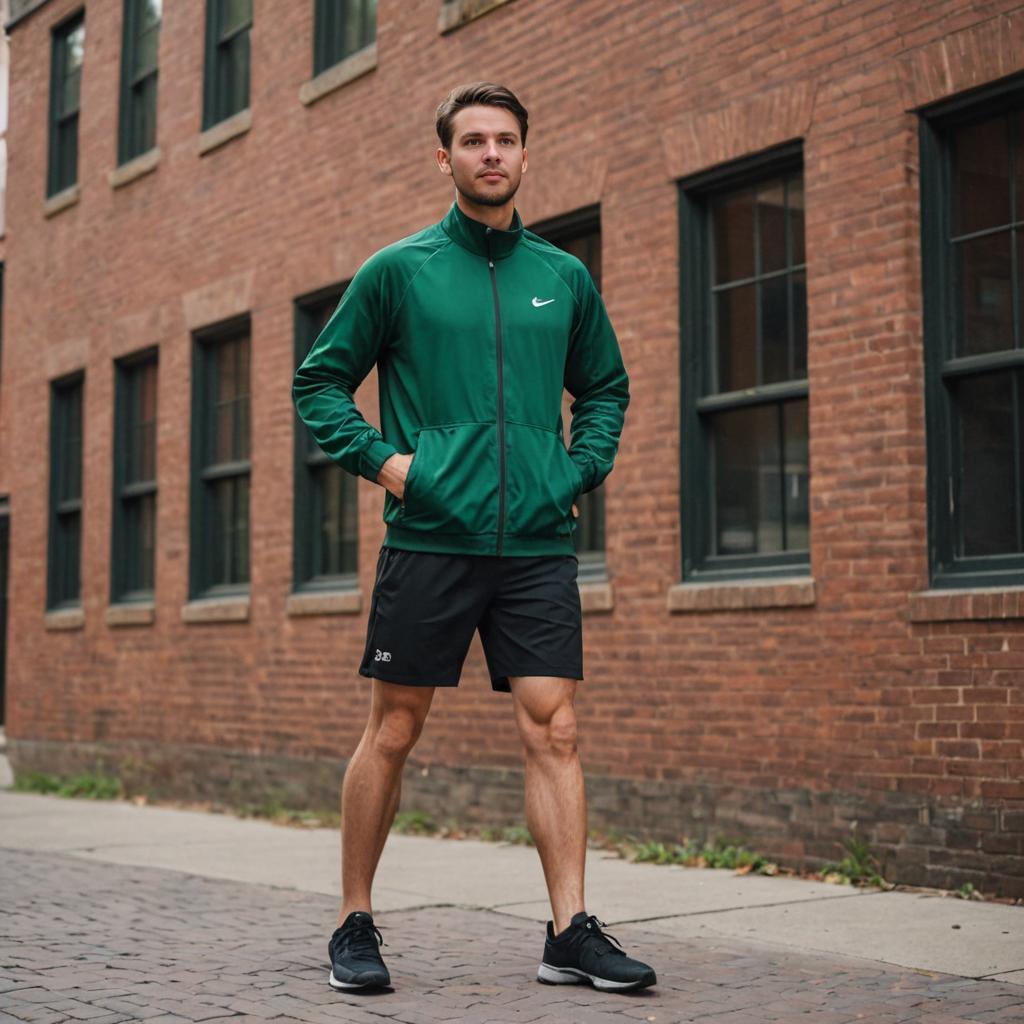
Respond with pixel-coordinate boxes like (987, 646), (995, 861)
(181, 595), (250, 623)
(300, 43), (377, 106)
(43, 184), (80, 218)
(198, 109), (252, 157)
(579, 579), (613, 614)
(439, 0), (516, 34)
(106, 602), (155, 627)
(668, 576), (816, 613)
(44, 607), (85, 631)
(908, 586), (1024, 623)
(286, 589), (363, 616)
(109, 147), (161, 189)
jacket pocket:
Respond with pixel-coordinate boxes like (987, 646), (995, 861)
(398, 422), (500, 535)
(504, 422), (582, 539)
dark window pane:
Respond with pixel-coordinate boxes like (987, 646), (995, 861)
(792, 269), (808, 377)
(135, 25), (160, 78)
(955, 231), (1013, 356)
(716, 282), (756, 392)
(757, 180), (787, 275)
(574, 484), (605, 559)
(220, 0), (252, 37)
(953, 115), (1010, 236)
(789, 176), (805, 266)
(953, 371), (1018, 558)
(761, 273), (789, 385)
(783, 398), (810, 551)
(712, 189), (754, 283)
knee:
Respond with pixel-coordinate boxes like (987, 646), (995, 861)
(369, 705), (424, 762)
(521, 704), (578, 762)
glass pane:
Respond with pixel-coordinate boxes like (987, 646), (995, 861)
(230, 30), (250, 114)
(792, 269), (808, 378)
(761, 273), (789, 384)
(141, 0), (162, 31)
(211, 478), (229, 583)
(134, 23), (160, 78)
(60, 68), (81, 117)
(233, 474), (250, 583)
(953, 371), (1018, 558)
(220, 0), (252, 37)
(137, 361), (157, 481)
(953, 114), (1010, 236)
(712, 189), (754, 283)
(789, 176), (805, 266)
(557, 229), (601, 291)
(60, 385), (83, 503)
(716, 282), (756, 392)
(574, 484), (605, 557)
(125, 493), (156, 591)
(711, 403), (781, 556)
(955, 232), (1013, 356)
(757, 180), (787, 275)
(783, 398), (810, 551)
(130, 73), (158, 157)
(57, 117), (78, 190)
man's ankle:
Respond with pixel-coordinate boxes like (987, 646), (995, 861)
(337, 905), (373, 926)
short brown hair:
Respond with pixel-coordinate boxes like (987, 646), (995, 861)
(435, 82), (529, 150)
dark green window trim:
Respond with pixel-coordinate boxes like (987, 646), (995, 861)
(112, 349), (158, 602)
(47, 10), (84, 197)
(293, 285), (360, 592)
(678, 141), (810, 582)
(529, 205), (608, 582)
(202, 0), (251, 131)
(190, 318), (251, 598)
(920, 75), (1024, 588)
(48, 371), (84, 609)
(313, 0), (376, 76)
(118, 0), (161, 165)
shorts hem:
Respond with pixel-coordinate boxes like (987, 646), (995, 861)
(490, 665), (584, 692)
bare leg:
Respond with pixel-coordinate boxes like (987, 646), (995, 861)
(337, 680), (435, 924)
(509, 676), (586, 935)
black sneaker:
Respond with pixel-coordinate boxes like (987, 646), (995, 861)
(327, 911), (391, 990)
(537, 912), (656, 992)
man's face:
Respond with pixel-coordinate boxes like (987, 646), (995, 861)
(437, 105), (527, 209)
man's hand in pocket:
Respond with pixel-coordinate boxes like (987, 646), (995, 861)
(377, 452), (414, 502)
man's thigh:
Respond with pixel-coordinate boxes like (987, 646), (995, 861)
(478, 555), (583, 693)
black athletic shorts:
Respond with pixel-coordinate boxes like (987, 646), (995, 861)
(358, 546), (583, 692)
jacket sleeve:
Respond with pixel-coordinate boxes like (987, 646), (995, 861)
(292, 255), (399, 483)
(563, 270), (630, 494)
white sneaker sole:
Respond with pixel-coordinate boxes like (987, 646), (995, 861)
(537, 962), (654, 991)
(328, 969), (389, 990)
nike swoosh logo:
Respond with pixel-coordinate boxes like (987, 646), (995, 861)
(532, 297), (555, 307)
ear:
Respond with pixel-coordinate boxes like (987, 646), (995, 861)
(521, 146), (528, 174)
(436, 146), (453, 177)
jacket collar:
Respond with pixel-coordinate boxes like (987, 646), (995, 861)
(442, 200), (523, 260)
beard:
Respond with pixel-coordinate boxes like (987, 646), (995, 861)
(454, 172), (521, 208)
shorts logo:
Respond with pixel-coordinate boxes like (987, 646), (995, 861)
(374, 649), (392, 663)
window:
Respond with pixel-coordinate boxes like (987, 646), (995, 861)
(531, 207), (608, 580)
(294, 288), (359, 589)
(190, 321), (250, 596)
(112, 351), (157, 602)
(48, 373), (84, 609)
(202, 0), (251, 130)
(314, 0), (376, 76)
(48, 12), (84, 197)
(678, 145), (809, 581)
(118, 0), (161, 164)
(921, 81), (1024, 587)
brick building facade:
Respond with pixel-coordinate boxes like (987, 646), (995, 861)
(3, 0), (1023, 896)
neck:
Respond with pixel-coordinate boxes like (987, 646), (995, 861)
(455, 190), (516, 231)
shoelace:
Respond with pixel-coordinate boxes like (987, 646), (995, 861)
(578, 915), (626, 957)
(335, 920), (386, 957)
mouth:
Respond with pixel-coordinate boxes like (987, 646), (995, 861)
(478, 171), (506, 182)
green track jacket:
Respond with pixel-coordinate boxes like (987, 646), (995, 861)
(292, 201), (630, 557)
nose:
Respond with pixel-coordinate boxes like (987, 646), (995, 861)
(483, 139), (502, 162)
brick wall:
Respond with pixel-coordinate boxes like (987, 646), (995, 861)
(3, 0), (1022, 896)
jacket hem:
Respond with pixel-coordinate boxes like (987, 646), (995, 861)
(384, 525), (577, 557)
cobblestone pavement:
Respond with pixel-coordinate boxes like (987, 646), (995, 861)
(2, 848), (1023, 1024)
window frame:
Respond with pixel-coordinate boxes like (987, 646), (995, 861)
(678, 141), (810, 583)
(47, 10), (85, 198)
(293, 283), (360, 593)
(189, 317), (251, 599)
(313, 0), (376, 77)
(48, 371), (85, 610)
(920, 75), (1024, 589)
(527, 204), (608, 582)
(111, 348), (158, 604)
(118, 0), (161, 165)
(202, 0), (252, 130)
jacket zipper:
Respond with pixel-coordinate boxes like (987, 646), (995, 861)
(486, 234), (506, 556)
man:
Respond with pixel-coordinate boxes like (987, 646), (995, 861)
(293, 82), (655, 995)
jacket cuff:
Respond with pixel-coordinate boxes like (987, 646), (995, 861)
(360, 439), (400, 483)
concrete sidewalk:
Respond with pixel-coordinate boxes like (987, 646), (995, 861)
(1, 787), (1022, 1023)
